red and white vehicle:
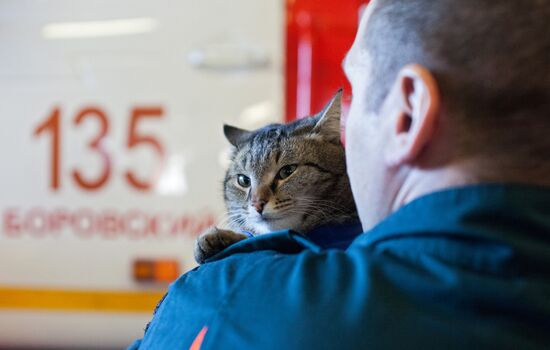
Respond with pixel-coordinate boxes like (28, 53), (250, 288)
(0, 0), (366, 347)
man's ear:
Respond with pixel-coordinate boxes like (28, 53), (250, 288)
(313, 89), (342, 143)
(223, 124), (251, 147)
(384, 64), (441, 166)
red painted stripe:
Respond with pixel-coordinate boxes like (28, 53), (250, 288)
(189, 326), (208, 350)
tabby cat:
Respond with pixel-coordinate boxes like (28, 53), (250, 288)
(194, 91), (358, 264)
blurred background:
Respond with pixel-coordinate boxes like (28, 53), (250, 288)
(0, 0), (368, 348)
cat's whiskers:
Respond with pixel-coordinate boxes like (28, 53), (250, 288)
(221, 197), (355, 234)
(294, 203), (348, 219)
(273, 203), (293, 211)
(292, 203), (355, 223)
(298, 197), (353, 215)
(218, 211), (248, 230)
(274, 197), (350, 221)
(282, 206), (327, 223)
(216, 212), (241, 225)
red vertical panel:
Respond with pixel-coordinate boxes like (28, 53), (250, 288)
(285, 0), (299, 122)
(285, 0), (370, 123)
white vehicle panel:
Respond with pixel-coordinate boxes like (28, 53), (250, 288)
(0, 0), (283, 347)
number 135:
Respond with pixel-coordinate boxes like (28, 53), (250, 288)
(34, 106), (165, 192)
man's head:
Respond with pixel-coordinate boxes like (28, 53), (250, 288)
(344, 0), (550, 230)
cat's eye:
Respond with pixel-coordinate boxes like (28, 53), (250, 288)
(237, 174), (251, 188)
(278, 164), (298, 180)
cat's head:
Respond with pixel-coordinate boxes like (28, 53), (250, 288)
(222, 91), (357, 235)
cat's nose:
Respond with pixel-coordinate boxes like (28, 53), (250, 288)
(252, 201), (266, 214)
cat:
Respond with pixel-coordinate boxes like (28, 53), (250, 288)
(194, 90), (358, 264)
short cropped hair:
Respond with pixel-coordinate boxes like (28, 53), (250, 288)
(364, 0), (550, 163)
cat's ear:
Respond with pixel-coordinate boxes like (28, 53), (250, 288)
(312, 89), (342, 143)
(223, 124), (251, 147)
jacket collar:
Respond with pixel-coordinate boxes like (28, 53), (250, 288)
(356, 183), (550, 274)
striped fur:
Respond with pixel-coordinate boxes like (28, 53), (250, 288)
(222, 91), (358, 235)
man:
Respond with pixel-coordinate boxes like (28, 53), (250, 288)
(130, 0), (550, 348)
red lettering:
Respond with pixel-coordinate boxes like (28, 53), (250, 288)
(24, 208), (48, 237)
(146, 215), (160, 238)
(125, 107), (165, 191)
(3, 208), (21, 236)
(33, 108), (61, 190)
(99, 210), (119, 239)
(72, 209), (95, 238)
(2, 207), (218, 241)
(125, 210), (147, 240)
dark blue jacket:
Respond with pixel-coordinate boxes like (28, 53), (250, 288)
(130, 184), (550, 349)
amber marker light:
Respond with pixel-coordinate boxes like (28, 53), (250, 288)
(133, 258), (180, 283)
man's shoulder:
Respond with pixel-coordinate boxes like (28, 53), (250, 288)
(138, 237), (383, 349)
(134, 185), (550, 349)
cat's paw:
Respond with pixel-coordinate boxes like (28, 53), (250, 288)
(194, 227), (249, 264)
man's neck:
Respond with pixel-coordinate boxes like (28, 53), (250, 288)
(392, 166), (475, 212)
(392, 159), (550, 212)
(392, 159), (550, 211)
